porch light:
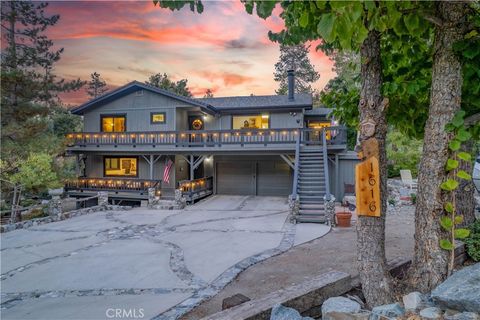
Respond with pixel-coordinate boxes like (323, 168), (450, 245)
(121, 134), (125, 138)
(202, 133), (207, 137)
(170, 134), (175, 137)
(93, 134), (98, 138)
(85, 134), (90, 138)
(150, 134), (155, 138)
(68, 134), (73, 138)
(131, 134), (136, 138)
(236, 132), (240, 136)
(140, 134), (145, 138)
(181, 133), (186, 137)
(213, 133), (218, 137)
(224, 133), (229, 137)
(282, 131), (287, 135)
(103, 134), (107, 138)
(77, 134), (82, 138)
(259, 132), (263, 135)
(247, 132), (251, 136)
(192, 134), (196, 137)
(111, 134), (116, 138)
(160, 134), (164, 137)
(294, 131), (298, 135)
(270, 131), (275, 135)
(203, 115), (208, 120)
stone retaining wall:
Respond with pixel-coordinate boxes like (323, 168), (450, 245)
(0, 205), (131, 233)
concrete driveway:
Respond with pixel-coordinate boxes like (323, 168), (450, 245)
(1, 196), (330, 320)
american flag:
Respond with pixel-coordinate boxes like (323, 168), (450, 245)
(163, 157), (173, 184)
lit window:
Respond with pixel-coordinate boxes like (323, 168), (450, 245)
(104, 157), (137, 177)
(151, 112), (166, 124)
(232, 114), (269, 130)
(307, 121), (332, 139)
(101, 115), (126, 132)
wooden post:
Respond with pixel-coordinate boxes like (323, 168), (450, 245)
(190, 155), (194, 180)
(149, 154), (154, 180)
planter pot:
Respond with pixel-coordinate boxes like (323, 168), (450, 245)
(336, 211), (352, 227)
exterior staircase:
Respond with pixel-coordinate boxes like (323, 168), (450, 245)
(295, 147), (328, 223)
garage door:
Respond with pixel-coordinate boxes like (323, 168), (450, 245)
(257, 161), (292, 196)
(216, 162), (255, 195)
(216, 160), (292, 196)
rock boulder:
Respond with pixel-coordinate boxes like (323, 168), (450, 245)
(322, 297), (361, 320)
(431, 263), (480, 313)
(270, 304), (314, 320)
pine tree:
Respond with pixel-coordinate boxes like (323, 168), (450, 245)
(0, 1), (84, 172)
(203, 89), (214, 98)
(86, 72), (108, 98)
(145, 73), (192, 97)
(274, 44), (320, 95)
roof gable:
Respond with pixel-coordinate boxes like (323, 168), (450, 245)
(71, 81), (217, 115)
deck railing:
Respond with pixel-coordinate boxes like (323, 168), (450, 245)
(65, 178), (159, 193)
(66, 127), (347, 148)
(178, 176), (214, 202)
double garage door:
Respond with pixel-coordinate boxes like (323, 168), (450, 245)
(216, 160), (292, 196)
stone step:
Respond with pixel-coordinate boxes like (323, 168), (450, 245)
(295, 215), (328, 223)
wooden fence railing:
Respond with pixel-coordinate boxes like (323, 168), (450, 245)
(66, 127), (347, 148)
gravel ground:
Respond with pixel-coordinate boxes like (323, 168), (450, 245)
(182, 205), (415, 319)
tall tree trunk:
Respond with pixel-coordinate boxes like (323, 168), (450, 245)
(356, 30), (394, 308)
(456, 140), (476, 228)
(409, 1), (468, 292)
(8, 0), (18, 106)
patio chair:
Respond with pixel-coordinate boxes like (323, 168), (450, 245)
(400, 169), (418, 191)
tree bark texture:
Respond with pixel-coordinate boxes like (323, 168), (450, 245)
(410, 1), (468, 292)
(356, 30), (394, 308)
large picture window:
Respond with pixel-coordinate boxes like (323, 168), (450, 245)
(101, 115), (126, 132)
(104, 157), (137, 177)
(232, 114), (269, 130)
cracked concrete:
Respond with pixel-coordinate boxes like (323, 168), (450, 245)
(1, 195), (330, 320)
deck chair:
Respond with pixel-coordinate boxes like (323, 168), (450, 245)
(400, 169), (418, 191)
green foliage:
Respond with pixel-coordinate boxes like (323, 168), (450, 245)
(386, 129), (422, 178)
(440, 239), (454, 250)
(274, 43), (320, 95)
(465, 220), (480, 261)
(440, 216), (453, 230)
(446, 159), (459, 171)
(145, 73), (193, 97)
(439, 110), (477, 266)
(86, 72), (108, 98)
(10, 153), (61, 194)
(440, 179), (459, 191)
(454, 228), (470, 239)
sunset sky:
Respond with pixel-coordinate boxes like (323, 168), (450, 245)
(44, 1), (335, 105)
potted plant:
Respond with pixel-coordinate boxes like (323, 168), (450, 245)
(336, 203), (352, 227)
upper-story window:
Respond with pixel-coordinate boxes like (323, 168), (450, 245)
(101, 114), (126, 132)
(232, 114), (269, 130)
(151, 112), (166, 124)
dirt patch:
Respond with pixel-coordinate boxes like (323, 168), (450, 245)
(182, 206), (415, 319)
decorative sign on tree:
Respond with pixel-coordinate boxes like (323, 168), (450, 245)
(355, 155), (381, 217)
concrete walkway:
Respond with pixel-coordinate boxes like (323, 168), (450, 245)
(1, 196), (330, 320)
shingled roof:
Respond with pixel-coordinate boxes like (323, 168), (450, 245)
(70, 81), (313, 115)
(71, 81), (217, 115)
(198, 93), (312, 112)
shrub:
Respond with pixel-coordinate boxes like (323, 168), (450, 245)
(10, 153), (61, 194)
(465, 220), (480, 262)
(387, 129), (422, 178)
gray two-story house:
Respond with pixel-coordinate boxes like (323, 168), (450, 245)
(66, 72), (357, 222)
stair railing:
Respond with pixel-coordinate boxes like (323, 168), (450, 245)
(322, 129), (331, 201)
(291, 129), (301, 197)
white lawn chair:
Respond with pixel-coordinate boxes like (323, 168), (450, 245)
(400, 169), (418, 192)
